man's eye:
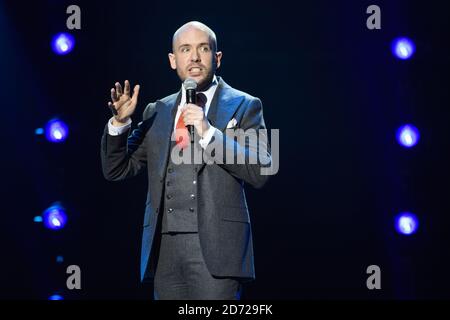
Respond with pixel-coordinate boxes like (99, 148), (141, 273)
(201, 46), (210, 52)
(181, 47), (190, 53)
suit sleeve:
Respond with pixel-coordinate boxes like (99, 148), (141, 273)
(203, 97), (272, 189)
(100, 103), (155, 181)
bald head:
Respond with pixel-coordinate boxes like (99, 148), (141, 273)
(172, 21), (217, 52)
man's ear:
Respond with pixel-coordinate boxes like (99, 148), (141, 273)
(215, 51), (223, 69)
(168, 53), (177, 70)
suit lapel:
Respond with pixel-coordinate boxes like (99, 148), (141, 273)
(207, 77), (245, 132)
(196, 77), (245, 172)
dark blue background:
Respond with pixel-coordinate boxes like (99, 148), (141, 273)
(1, 0), (449, 299)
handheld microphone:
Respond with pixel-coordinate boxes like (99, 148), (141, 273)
(183, 78), (197, 143)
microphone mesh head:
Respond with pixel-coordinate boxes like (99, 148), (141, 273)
(183, 78), (197, 90)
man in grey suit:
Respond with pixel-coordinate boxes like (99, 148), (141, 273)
(101, 21), (271, 299)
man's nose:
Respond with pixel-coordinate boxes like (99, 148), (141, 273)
(190, 49), (200, 62)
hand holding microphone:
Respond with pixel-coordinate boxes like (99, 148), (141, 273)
(182, 78), (210, 141)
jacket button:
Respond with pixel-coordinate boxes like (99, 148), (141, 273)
(166, 194), (172, 200)
(168, 208), (173, 213)
(189, 208), (195, 212)
(168, 167), (173, 173)
(192, 180), (197, 185)
(190, 194), (196, 200)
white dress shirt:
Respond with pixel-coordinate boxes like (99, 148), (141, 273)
(108, 75), (219, 149)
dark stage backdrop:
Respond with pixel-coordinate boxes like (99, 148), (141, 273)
(1, 0), (450, 299)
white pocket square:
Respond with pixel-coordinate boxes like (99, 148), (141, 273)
(226, 118), (238, 128)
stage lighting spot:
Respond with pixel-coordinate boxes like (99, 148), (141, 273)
(395, 212), (418, 235)
(45, 119), (69, 143)
(43, 204), (67, 230)
(392, 37), (415, 60)
(56, 256), (64, 263)
(396, 124), (420, 148)
(33, 216), (43, 223)
(52, 33), (75, 55)
(49, 294), (64, 300)
(35, 128), (44, 135)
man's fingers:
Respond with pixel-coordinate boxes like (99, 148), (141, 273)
(183, 116), (192, 125)
(131, 84), (140, 103)
(183, 105), (204, 118)
(115, 82), (123, 97)
(183, 113), (202, 123)
(111, 88), (118, 102)
(184, 104), (204, 113)
(108, 101), (118, 116)
(124, 80), (131, 96)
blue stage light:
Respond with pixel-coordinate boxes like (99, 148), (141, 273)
(49, 294), (64, 300)
(396, 124), (420, 148)
(35, 128), (44, 135)
(45, 119), (69, 143)
(392, 37), (415, 60)
(33, 216), (43, 223)
(42, 204), (67, 230)
(52, 33), (75, 55)
(395, 212), (419, 235)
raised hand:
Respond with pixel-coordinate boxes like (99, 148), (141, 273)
(108, 80), (140, 126)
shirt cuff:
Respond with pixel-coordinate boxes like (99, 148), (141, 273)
(199, 125), (217, 149)
(107, 117), (132, 136)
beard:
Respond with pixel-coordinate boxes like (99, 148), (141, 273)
(177, 66), (216, 91)
(195, 72), (214, 91)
